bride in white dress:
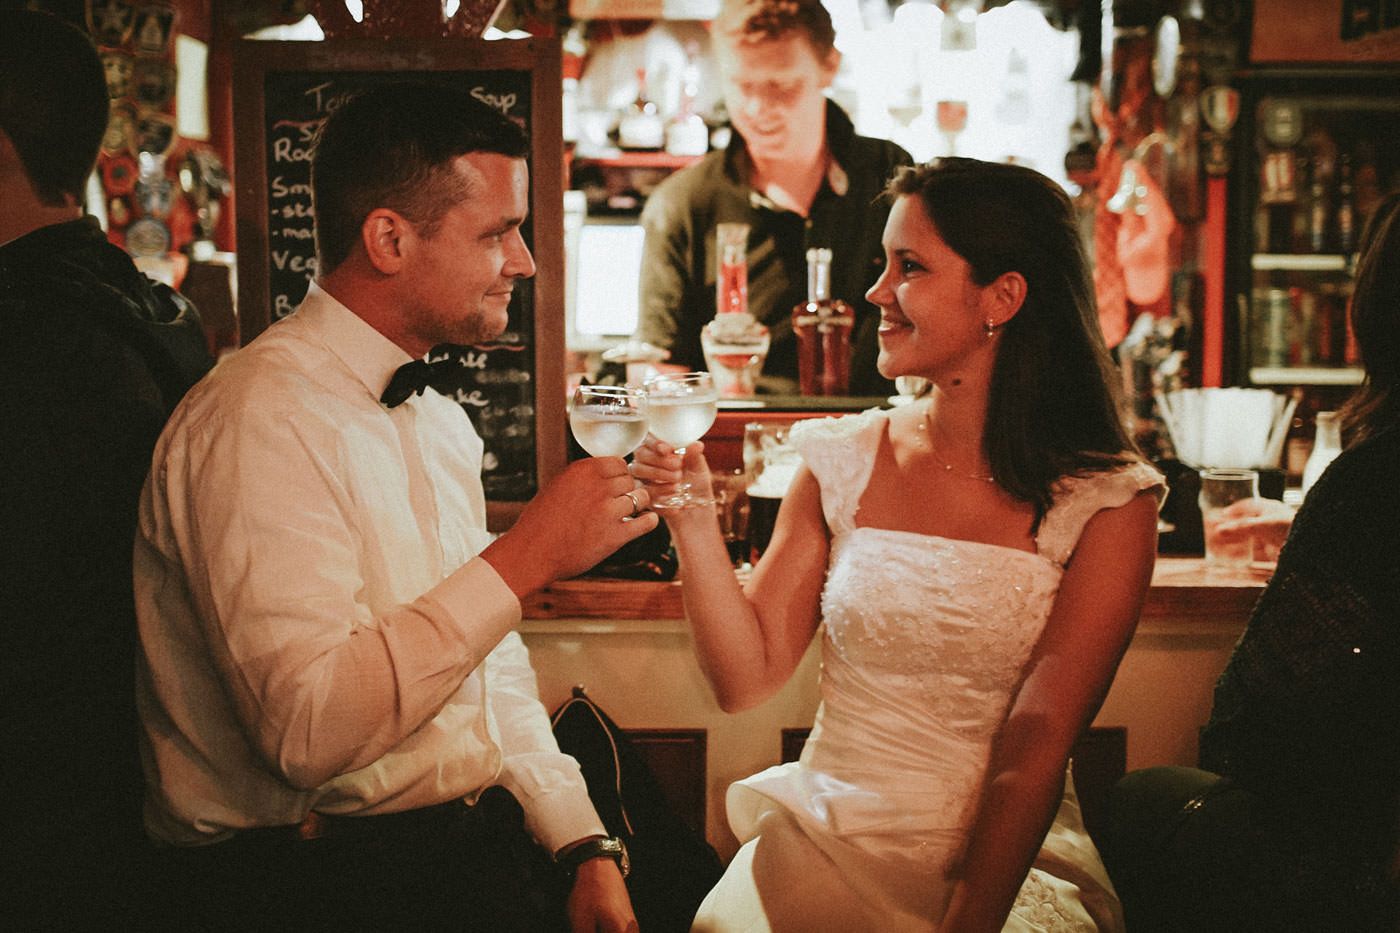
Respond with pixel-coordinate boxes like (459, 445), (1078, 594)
(633, 157), (1164, 932)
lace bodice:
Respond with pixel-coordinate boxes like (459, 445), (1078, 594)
(821, 530), (1060, 735)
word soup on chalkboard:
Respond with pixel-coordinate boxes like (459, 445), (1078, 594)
(233, 40), (566, 517)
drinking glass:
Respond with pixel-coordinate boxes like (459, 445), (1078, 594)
(743, 422), (801, 562)
(645, 371), (719, 509)
(569, 384), (648, 458)
(701, 316), (769, 398)
(711, 468), (750, 567)
(1198, 467), (1260, 571)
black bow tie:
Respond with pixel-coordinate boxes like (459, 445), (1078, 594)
(380, 344), (467, 409)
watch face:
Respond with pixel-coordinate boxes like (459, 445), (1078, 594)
(560, 836), (629, 878)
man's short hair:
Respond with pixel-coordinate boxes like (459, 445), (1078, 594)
(0, 10), (109, 207)
(712, 0), (838, 58)
(311, 82), (530, 275)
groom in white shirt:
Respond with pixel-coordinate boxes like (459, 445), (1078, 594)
(133, 83), (654, 932)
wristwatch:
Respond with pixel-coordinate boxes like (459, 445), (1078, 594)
(555, 836), (630, 879)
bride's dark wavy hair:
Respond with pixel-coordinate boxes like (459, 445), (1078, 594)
(1338, 191), (1400, 447)
(885, 158), (1139, 519)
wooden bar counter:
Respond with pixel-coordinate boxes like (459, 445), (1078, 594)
(523, 557), (1263, 629)
(519, 558), (1265, 857)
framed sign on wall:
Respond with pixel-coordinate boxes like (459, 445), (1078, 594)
(1250, 0), (1400, 64)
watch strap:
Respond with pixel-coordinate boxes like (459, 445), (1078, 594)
(555, 836), (629, 878)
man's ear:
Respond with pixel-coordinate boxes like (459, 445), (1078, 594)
(361, 208), (411, 274)
(818, 47), (841, 90)
(985, 270), (1028, 328)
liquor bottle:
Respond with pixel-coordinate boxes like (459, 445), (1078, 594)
(1301, 411), (1341, 496)
(1352, 140), (1383, 229)
(1256, 287), (1290, 368)
(1336, 153), (1357, 254)
(1261, 149), (1297, 254)
(1288, 287), (1310, 364)
(1313, 282), (1344, 365)
(714, 222), (747, 317)
(665, 42), (709, 157)
(617, 68), (664, 151)
(1306, 158), (1330, 253)
(561, 23), (586, 149)
(1343, 282), (1361, 366)
(792, 248), (854, 396)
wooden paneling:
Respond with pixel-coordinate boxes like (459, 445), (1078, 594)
(780, 728), (809, 767)
(625, 728), (708, 836)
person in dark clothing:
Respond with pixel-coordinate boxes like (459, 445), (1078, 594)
(1100, 193), (1400, 931)
(0, 10), (212, 929)
(635, 0), (911, 397)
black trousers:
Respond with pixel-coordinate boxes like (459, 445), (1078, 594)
(151, 788), (570, 933)
(1100, 766), (1394, 933)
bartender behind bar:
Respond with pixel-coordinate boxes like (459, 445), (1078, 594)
(635, 0), (911, 397)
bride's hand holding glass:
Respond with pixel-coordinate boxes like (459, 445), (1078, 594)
(640, 372), (719, 509)
(631, 436), (714, 515)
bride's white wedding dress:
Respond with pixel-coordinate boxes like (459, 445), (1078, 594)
(692, 409), (1163, 932)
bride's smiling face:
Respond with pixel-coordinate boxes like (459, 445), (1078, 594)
(867, 194), (994, 381)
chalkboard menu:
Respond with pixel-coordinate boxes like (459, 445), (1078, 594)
(233, 39), (565, 524)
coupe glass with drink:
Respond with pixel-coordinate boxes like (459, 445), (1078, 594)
(569, 384), (649, 458)
(645, 371), (719, 509)
(702, 315), (770, 398)
(702, 221), (769, 397)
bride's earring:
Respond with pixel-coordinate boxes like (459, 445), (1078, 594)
(984, 318), (997, 338)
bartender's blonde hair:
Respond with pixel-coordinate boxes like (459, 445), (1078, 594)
(713, 0), (837, 57)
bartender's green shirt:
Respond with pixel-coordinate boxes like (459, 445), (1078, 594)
(636, 101), (911, 397)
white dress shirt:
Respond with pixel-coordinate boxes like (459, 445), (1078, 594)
(134, 282), (604, 851)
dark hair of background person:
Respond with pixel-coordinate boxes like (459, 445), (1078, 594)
(886, 158), (1139, 521)
(0, 9), (109, 206)
(311, 83), (530, 276)
(712, 0), (838, 58)
(1338, 191), (1400, 448)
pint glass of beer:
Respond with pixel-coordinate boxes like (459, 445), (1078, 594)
(743, 422), (801, 563)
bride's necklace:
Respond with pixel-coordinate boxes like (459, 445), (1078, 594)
(916, 418), (996, 484)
